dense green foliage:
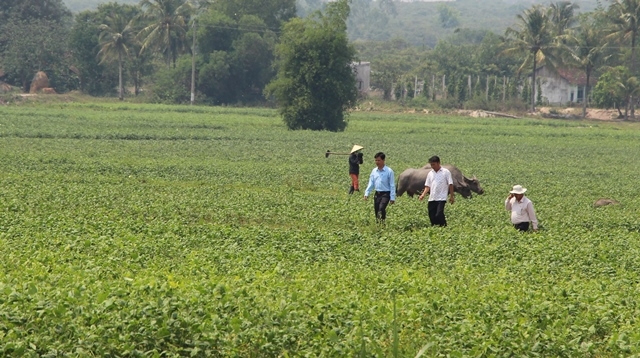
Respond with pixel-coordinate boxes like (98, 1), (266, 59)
(1, 0), (636, 116)
(267, 0), (357, 131)
(0, 0), (74, 92)
(2, 101), (640, 355)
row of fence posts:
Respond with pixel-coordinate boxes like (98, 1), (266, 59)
(399, 74), (534, 102)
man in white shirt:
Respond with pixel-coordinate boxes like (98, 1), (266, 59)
(505, 185), (539, 232)
(419, 156), (454, 226)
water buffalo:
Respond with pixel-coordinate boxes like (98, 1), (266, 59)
(593, 198), (619, 208)
(396, 164), (484, 199)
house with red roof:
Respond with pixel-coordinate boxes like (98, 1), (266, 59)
(533, 66), (595, 105)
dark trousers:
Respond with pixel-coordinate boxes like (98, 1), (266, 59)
(428, 200), (447, 226)
(514, 222), (530, 232)
(374, 191), (391, 222)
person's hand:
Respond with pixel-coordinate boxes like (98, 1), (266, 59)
(363, 196), (368, 201)
(449, 195), (455, 204)
(419, 193), (425, 201)
(508, 193), (515, 199)
(390, 200), (395, 205)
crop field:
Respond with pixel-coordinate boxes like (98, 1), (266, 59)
(1, 102), (640, 356)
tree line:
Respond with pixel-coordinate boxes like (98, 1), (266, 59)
(361, 0), (640, 120)
(3, 0), (640, 126)
(0, 0), (295, 105)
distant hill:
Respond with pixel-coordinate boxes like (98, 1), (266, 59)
(349, 0), (602, 45)
(64, 0), (602, 46)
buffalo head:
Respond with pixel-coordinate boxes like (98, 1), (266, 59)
(465, 176), (484, 195)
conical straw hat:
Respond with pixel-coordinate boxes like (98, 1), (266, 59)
(350, 145), (364, 153)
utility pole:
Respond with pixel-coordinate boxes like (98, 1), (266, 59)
(190, 17), (197, 106)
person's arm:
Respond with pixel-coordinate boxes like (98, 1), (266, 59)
(389, 168), (396, 203)
(505, 195), (514, 210)
(363, 170), (375, 199)
(419, 172), (432, 201)
(527, 200), (539, 231)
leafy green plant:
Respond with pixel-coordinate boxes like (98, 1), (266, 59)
(1, 101), (640, 356)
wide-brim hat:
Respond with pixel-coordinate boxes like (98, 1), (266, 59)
(510, 185), (527, 194)
(350, 145), (364, 153)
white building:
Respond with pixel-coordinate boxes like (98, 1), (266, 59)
(533, 66), (594, 105)
(352, 61), (371, 95)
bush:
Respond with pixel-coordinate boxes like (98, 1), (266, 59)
(408, 96), (431, 108)
(148, 57), (192, 104)
(433, 97), (461, 109)
(463, 97), (495, 111)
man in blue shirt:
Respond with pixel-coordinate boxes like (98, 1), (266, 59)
(364, 152), (396, 223)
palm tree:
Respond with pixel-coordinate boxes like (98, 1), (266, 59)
(137, 0), (193, 68)
(619, 75), (640, 119)
(608, 0), (640, 118)
(98, 13), (136, 100)
(549, 1), (579, 37)
(504, 5), (558, 112)
(564, 15), (611, 117)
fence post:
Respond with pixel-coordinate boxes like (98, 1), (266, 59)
(432, 74), (436, 100)
(503, 76), (506, 102)
(485, 76), (489, 101)
(442, 75), (446, 99)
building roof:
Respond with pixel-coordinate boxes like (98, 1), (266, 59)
(535, 66), (595, 86)
(556, 68), (590, 86)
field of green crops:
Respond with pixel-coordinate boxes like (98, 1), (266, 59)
(1, 102), (640, 356)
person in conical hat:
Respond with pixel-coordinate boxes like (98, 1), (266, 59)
(505, 184), (539, 232)
(348, 145), (364, 194)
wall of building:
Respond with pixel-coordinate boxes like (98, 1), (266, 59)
(535, 67), (584, 105)
(353, 62), (370, 94)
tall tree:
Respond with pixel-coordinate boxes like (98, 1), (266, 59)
(0, 0), (71, 24)
(608, 0), (640, 72)
(0, 0), (73, 92)
(549, 1), (579, 36)
(138, 0), (193, 68)
(266, 0), (357, 131)
(0, 19), (70, 91)
(504, 5), (558, 112)
(68, 3), (140, 96)
(98, 13), (137, 100)
(592, 65), (639, 119)
(210, 0), (295, 29)
(607, 0), (640, 117)
(564, 14), (611, 117)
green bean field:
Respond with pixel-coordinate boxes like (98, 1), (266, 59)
(2, 102), (640, 356)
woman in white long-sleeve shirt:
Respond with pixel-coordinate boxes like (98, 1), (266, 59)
(505, 185), (538, 232)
